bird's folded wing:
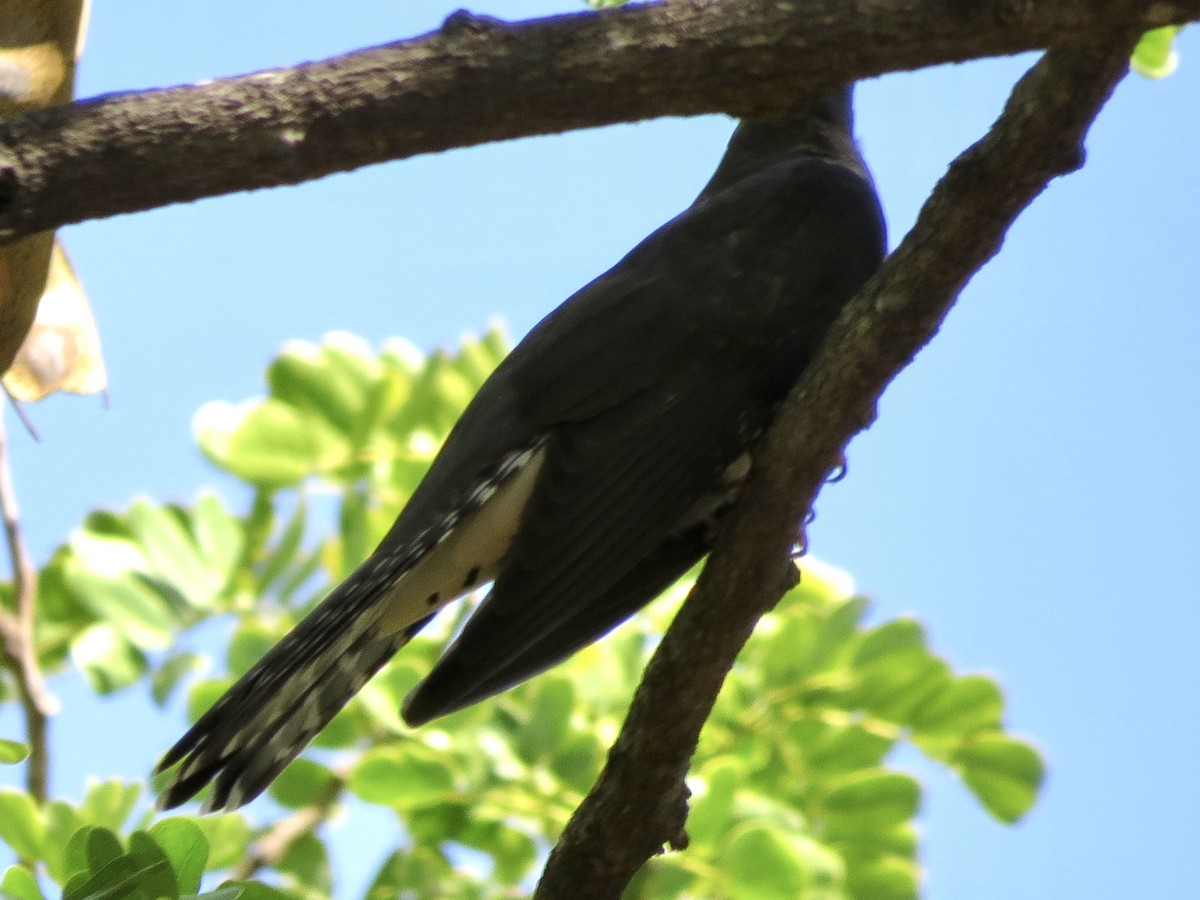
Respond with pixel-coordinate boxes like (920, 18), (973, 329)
(402, 373), (751, 723)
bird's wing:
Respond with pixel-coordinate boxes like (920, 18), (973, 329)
(403, 157), (887, 724)
(402, 372), (752, 724)
(403, 524), (708, 723)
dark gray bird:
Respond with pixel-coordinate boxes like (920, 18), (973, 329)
(156, 84), (886, 811)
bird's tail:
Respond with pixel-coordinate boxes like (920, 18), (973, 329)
(155, 578), (427, 811)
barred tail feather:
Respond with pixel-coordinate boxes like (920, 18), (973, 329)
(156, 595), (427, 811)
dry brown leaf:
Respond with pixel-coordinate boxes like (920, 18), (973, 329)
(4, 240), (107, 400)
(0, 0), (94, 378)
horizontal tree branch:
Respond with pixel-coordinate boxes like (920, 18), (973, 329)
(534, 23), (1142, 900)
(0, 0), (1196, 242)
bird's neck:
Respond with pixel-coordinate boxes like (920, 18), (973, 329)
(695, 84), (870, 202)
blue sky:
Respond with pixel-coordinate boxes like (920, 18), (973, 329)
(3, 2), (1199, 898)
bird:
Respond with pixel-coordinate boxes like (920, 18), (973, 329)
(156, 83), (887, 812)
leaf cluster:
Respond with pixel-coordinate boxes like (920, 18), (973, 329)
(1, 330), (1042, 898)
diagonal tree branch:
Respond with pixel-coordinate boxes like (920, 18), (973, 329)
(534, 26), (1143, 900)
(0, 0), (1196, 243)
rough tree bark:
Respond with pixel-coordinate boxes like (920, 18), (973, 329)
(0, 0), (1195, 242)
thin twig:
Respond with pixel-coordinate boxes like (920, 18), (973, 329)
(0, 413), (56, 804)
(536, 28), (1142, 899)
(2, 385), (42, 442)
(227, 778), (342, 882)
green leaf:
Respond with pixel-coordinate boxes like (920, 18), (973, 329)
(195, 888), (244, 900)
(719, 824), (845, 900)
(804, 723), (894, 778)
(191, 814), (252, 871)
(274, 546), (326, 608)
(71, 624), (148, 694)
(151, 652), (207, 708)
(65, 563), (174, 651)
(853, 619), (926, 667)
(761, 616), (818, 685)
(910, 674), (1004, 740)
(516, 676), (574, 762)
(191, 491), (244, 586)
(125, 831), (178, 899)
(852, 646), (951, 724)
(348, 745), (456, 809)
(337, 486), (370, 578)
(226, 622), (277, 678)
(194, 398), (345, 488)
(62, 849), (159, 900)
(843, 850), (920, 900)
(79, 780), (141, 832)
(186, 678), (232, 725)
(42, 801), (83, 882)
(826, 822), (917, 860)
(0, 788), (44, 860)
(0, 739), (29, 764)
(797, 595), (870, 675)
(216, 881), (296, 900)
(549, 728), (605, 795)
(1132, 26), (1182, 79)
(308, 705), (359, 751)
(267, 336), (373, 437)
(1, 864), (44, 900)
(268, 757), (337, 810)
(148, 818), (208, 894)
(254, 496), (307, 596)
(125, 499), (212, 607)
(822, 770), (920, 831)
(791, 558), (857, 608)
(84, 827), (123, 873)
(63, 827), (102, 884)
(277, 832), (331, 895)
(952, 733), (1045, 823)
(687, 758), (741, 847)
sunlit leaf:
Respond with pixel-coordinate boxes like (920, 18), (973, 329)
(0, 789), (44, 860)
(125, 831), (178, 899)
(64, 562), (173, 651)
(253, 493), (306, 598)
(842, 850), (920, 900)
(687, 757), (742, 847)
(269, 757), (338, 811)
(804, 723), (894, 779)
(952, 733), (1045, 823)
(78, 780), (141, 832)
(71, 624), (147, 694)
(0, 863), (44, 900)
(910, 674), (1004, 740)
(267, 334), (373, 437)
(41, 801), (82, 883)
(1132, 26), (1182, 79)
(194, 398), (345, 488)
(125, 499), (214, 606)
(516, 676), (574, 763)
(219, 879), (299, 899)
(278, 831), (332, 895)
(148, 818), (208, 894)
(83, 826), (122, 873)
(348, 745), (456, 809)
(0, 738), (28, 764)
(719, 824), (845, 900)
(822, 770), (920, 831)
(151, 652), (207, 708)
(191, 813), (252, 871)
